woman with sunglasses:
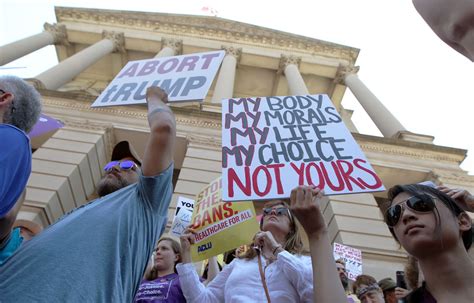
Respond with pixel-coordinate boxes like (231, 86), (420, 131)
(383, 184), (473, 303)
(177, 188), (314, 302)
(134, 237), (185, 303)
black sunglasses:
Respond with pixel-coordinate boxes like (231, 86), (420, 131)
(385, 194), (436, 227)
(262, 207), (290, 217)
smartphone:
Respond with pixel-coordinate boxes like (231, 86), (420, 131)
(396, 270), (407, 289)
(396, 271), (407, 303)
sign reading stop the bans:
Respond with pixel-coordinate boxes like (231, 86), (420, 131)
(92, 50), (225, 107)
(221, 94), (385, 201)
(190, 177), (259, 262)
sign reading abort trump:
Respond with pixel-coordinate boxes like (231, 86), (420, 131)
(92, 50), (225, 107)
(222, 94), (385, 201)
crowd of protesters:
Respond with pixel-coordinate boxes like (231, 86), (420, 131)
(1, 0), (474, 302)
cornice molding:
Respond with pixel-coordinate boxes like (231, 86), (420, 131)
(39, 92), (222, 132)
(430, 170), (474, 186)
(55, 6), (359, 62)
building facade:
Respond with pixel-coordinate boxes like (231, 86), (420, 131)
(1, 6), (473, 279)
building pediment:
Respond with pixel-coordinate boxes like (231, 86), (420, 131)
(55, 6), (359, 62)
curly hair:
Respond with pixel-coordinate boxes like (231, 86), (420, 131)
(0, 75), (42, 133)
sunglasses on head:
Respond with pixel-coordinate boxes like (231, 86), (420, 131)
(385, 194), (436, 227)
(103, 160), (137, 172)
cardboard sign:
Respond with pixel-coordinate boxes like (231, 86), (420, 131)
(333, 243), (362, 280)
(221, 94), (385, 201)
(91, 50), (225, 107)
(170, 197), (195, 237)
(190, 177), (259, 261)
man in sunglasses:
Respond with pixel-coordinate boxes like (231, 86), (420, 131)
(0, 76), (41, 265)
(0, 86), (176, 303)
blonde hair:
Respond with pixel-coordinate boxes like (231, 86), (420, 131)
(239, 200), (303, 260)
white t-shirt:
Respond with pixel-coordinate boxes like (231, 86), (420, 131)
(177, 251), (313, 303)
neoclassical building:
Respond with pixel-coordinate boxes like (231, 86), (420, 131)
(1, 6), (473, 278)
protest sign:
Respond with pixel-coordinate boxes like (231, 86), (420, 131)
(222, 94), (385, 201)
(91, 50), (225, 107)
(190, 177), (259, 262)
(333, 242), (362, 280)
(170, 196), (195, 237)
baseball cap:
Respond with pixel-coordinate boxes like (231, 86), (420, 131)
(378, 278), (397, 291)
(111, 141), (142, 166)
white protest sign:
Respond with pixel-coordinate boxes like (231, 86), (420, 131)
(170, 197), (195, 237)
(333, 242), (362, 280)
(221, 94), (385, 201)
(92, 50), (225, 107)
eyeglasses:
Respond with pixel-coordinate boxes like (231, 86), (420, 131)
(103, 160), (138, 172)
(262, 207), (290, 217)
(385, 194), (436, 227)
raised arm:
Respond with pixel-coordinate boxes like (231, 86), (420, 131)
(437, 186), (474, 212)
(290, 186), (347, 303)
(141, 87), (176, 177)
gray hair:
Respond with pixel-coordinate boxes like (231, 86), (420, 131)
(0, 75), (42, 133)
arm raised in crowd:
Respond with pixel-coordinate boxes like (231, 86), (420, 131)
(290, 186), (347, 303)
(141, 87), (176, 177)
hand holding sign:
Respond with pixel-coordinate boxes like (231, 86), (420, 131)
(146, 86), (169, 103)
(180, 227), (196, 264)
(290, 186), (327, 239)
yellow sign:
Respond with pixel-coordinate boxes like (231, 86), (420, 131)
(190, 177), (259, 261)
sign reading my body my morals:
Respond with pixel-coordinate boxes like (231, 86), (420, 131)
(333, 243), (362, 280)
(222, 94), (385, 201)
(190, 177), (259, 262)
(170, 197), (195, 237)
(91, 50), (225, 107)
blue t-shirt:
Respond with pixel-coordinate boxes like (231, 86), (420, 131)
(0, 164), (174, 302)
(0, 124), (31, 217)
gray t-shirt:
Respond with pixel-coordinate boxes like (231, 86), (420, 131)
(0, 164), (173, 302)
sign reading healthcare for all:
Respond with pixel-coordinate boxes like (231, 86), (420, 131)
(222, 94), (385, 201)
(190, 177), (259, 262)
(333, 243), (362, 280)
(91, 50), (225, 107)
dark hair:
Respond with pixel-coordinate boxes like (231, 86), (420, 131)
(145, 237), (182, 281)
(383, 184), (472, 251)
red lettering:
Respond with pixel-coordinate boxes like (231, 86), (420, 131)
(290, 162), (305, 185)
(336, 160), (365, 191)
(305, 162), (325, 189)
(252, 165), (272, 197)
(320, 162), (345, 191)
(353, 158), (383, 189)
(202, 210), (213, 226)
(212, 205), (223, 222)
(227, 167), (251, 198)
(222, 202), (234, 218)
(267, 164), (285, 194)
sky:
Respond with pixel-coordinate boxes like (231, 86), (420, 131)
(1, 0), (473, 175)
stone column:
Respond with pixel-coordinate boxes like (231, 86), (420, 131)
(35, 31), (125, 90)
(155, 38), (182, 58)
(211, 46), (241, 103)
(336, 65), (406, 138)
(279, 55), (309, 95)
(0, 23), (67, 66)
